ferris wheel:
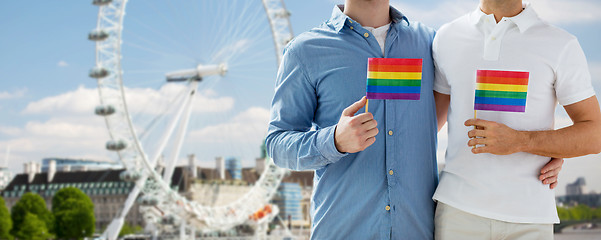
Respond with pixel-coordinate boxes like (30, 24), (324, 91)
(88, 0), (293, 239)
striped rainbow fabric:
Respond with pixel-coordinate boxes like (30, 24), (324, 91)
(366, 58), (422, 100)
(474, 70), (529, 112)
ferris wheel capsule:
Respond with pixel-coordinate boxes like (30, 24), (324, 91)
(119, 170), (141, 182)
(161, 215), (176, 225)
(105, 139), (127, 151)
(88, 29), (109, 41)
(138, 195), (159, 206)
(95, 105), (116, 116)
(89, 67), (109, 79)
(92, 0), (112, 6)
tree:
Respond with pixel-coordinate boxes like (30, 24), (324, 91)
(0, 197), (12, 240)
(15, 212), (51, 240)
(52, 187), (95, 240)
(119, 222), (143, 237)
(10, 193), (53, 238)
(557, 206), (571, 221)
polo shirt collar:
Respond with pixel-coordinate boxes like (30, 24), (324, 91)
(509, 2), (540, 33)
(469, 2), (540, 33)
(330, 4), (409, 33)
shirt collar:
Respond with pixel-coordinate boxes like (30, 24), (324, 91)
(469, 2), (540, 33)
(330, 4), (409, 33)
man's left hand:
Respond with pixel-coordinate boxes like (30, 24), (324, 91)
(540, 157), (564, 189)
(465, 118), (529, 155)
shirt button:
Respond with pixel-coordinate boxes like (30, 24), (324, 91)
(389, 170), (394, 175)
(350, 26), (354, 30)
(364, 32), (369, 38)
(388, 130), (393, 136)
(385, 205), (391, 211)
(491, 36), (497, 41)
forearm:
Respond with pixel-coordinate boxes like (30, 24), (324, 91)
(521, 121), (601, 158)
(266, 125), (346, 171)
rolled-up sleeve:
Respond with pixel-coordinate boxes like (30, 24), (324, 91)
(266, 46), (347, 171)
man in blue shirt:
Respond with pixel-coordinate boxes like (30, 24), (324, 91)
(266, 0), (561, 238)
(266, 1), (437, 239)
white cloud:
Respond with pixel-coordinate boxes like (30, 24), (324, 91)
(188, 107), (270, 144)
(25, 119), (105, 138)
(529, 0), (601, 25)
(0, 88), (27, 100)
(0, 126), (22, 136)
(391, 0), (475, 28)
(392, 0), (601, 29)
(7, 85), (239, 175)
(57, 60), (69, 67)
(0, 115), (113, 173)
(124, 85), (235, 115)
(23, 85), (234, 115)
(23, 86), (98, 114)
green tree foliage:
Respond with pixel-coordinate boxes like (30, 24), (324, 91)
(0, 197), (12, 240)
(10, 193), (53, 238)
(15, 212), (51, 240)
(593, 207), (601, 220)
(557, 206), (571, 221)
(119, 222), (143, 237)
(557, 205), (601, 221)
(52, 187), (95, 240)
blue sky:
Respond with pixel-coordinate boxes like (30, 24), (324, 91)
(1, 0), (600, 195)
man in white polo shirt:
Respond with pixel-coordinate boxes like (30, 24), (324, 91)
(432, 0), (601, 239)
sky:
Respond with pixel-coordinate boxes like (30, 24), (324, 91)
(0, 0), (600, 196)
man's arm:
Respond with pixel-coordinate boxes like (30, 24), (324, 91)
(266, 48), (378, 171)
(435, 91), (562, 188)
(266, 48), (343, 171)
(434, 91), (450, 132)
(466, 96), (601, 157)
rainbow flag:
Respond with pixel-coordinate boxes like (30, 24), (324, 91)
(366, 58), (422, 100)
(474, 70), (529, 112)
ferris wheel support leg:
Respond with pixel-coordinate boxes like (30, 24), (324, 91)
(102, 176), (146, 240)
(179, 221), (187, 240)
(163, 81), (198, 185)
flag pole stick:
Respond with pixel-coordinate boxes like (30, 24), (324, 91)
(366, 99), (369, 113)
(473, 109), (477, 150)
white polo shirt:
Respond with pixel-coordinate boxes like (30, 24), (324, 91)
(432, 3), (595, 224)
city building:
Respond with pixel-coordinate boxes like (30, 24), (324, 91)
(188, 155), (313, 228)
(557, 177), (601, 208)
(273, 182), (303, 222)
(226, 157), (242, 181)
(41, 157), (122, 172)
(0, 166), (12, 190)
(1, 160), (189, 231)
(566, 177), (588, 196)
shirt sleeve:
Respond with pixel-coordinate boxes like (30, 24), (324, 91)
(555, 38), (596, 106)
(265, 46), (347, 171)
(432, 33), (451, 95)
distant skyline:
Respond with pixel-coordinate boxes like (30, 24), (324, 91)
(1, 0), (600, 196)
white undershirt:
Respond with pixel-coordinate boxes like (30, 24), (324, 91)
(364, 23), (390, 56)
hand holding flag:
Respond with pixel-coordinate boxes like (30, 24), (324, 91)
(468, 69), (530, 154)
(334, 96), (379, 153)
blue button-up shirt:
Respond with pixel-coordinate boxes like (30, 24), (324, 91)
(266, 5), (438, 240)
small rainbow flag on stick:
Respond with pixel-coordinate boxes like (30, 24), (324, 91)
(474, 70), (529, 112)
(366, 58), (423, 100)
